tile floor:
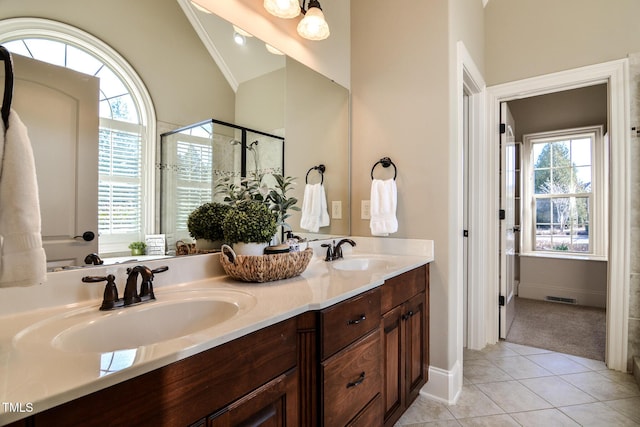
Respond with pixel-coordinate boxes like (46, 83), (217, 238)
(394, 341), (640, 426)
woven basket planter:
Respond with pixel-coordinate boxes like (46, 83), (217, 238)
(220, 245), (313, 283)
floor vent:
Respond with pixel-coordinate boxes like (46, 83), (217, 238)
(545, 296), (577, 305)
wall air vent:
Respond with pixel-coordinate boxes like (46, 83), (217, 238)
(545, 296), (577, 305)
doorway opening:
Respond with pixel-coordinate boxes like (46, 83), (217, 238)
(498, 86), (608, 362)
(481, 59), (630, 372)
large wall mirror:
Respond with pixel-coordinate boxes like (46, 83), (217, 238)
(0, 0), (350, 270)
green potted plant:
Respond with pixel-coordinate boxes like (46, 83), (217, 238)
(187, 202), (232, 251)
(215, 172), (299, 243)
(222, 200), (278, 255)
(128, 241), (146, 256)
(265, 174), (300, 229)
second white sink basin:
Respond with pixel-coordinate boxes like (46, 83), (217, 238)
(331, 256), (392, 271)
(13, 288), (256, 353)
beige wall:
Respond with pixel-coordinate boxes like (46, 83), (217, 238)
(508, 85), (607, 141)
(520, 257), (607, 308)
(351, 0), (485, 372)
(285, 58), (350, 236)
(0, 0), (235, 126)
(236, 68), (285, 134)
(485, 0), (640, 86)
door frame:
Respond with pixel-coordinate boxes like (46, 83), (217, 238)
(479, 59), (630, 371)
(457, 41), (487, 356)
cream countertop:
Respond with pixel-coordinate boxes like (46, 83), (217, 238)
(0, 237), (433, 424)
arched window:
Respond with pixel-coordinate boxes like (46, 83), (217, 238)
(0, 18), (156, 255)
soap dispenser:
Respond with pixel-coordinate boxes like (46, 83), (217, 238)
(285, 231), (300, 252)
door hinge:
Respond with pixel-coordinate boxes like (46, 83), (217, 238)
(499, 295), (505, 306)
(500, 123), (506, 134)
(499, 209), (506, 220)
(463, 230), (469, 237)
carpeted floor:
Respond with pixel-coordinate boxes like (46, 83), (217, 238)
(506, 297), (606, 361)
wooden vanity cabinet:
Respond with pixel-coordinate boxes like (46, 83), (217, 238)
(298, 287), (383, 426)
(208, 368), (298, 426)
(381, 265), (429, 427)
(32, 318), (298, 427)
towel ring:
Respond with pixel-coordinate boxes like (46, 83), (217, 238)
(371, 157), (397, 180)
(305, 164), (325, 184)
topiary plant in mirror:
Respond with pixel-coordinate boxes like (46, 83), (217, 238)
(187, 202), (232, 251)
(222, 200), (278, 255)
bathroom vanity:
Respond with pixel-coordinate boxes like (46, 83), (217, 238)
(0, 238), (433, 426)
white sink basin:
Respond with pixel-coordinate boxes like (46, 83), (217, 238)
(13, 289), (256, 353)
(331, 256), (392, 271)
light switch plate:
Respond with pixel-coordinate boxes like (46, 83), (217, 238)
(361, 200), (371, 220)
(332, 201), (342, 219)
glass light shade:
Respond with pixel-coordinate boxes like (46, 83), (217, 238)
(233, 32), (246, 46)
(297, 7), (330, 40)
(232, 25), (253, 38)
(264, 0), (300, 19)
(265, 43), (285, 55)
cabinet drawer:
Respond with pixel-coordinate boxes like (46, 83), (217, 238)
(321, 287), (381, 359)
(322, 330), (382, 427)
(347, 394), (383, 427)
(381, 265), (427, 313)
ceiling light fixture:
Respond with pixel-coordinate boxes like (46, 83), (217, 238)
(263, 0), (300, 19)
(264, 0), (330, 41)
(232, 25), (253, 38)
(233, 31), (246, 46)
(297, 0), (330, 41)
(265, 43), (285, 55)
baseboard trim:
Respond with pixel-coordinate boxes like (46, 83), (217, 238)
(518, 282), (606, 308)
(419, 362), (462, 405)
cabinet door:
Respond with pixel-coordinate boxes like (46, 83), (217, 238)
(381, 305), (404, 426)
(209, 368), (298, 427)
(404, 292), (427, 403)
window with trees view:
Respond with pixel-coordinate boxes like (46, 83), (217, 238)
(522, 126), (607, 258)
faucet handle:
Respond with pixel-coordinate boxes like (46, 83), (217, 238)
(82, 274), (119, 310)
(151, 266), (169, 274)
(321, 242), (335, 261)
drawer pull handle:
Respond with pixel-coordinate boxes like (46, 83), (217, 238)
(347, 372), (366, 388)
(347, 314), (366, 325)
(402, 310), (415, 321)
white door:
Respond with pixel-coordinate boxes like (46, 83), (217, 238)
(7, 54), (99, 267)
(499, 102), (516, 339)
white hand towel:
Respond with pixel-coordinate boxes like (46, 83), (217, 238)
(369, 178), (398, 236)
(300, 183), (330, 232)
(319, 184), (330, 228)
(0, 109), (47, 287)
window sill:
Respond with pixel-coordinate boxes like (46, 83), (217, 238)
(519, 252), (607, 262)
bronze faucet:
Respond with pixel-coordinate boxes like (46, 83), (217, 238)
(321, 239), (356, 261)
(82, 265), (168, 311)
